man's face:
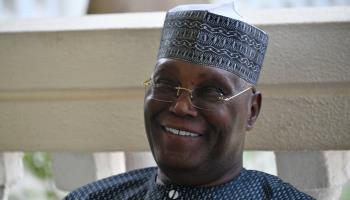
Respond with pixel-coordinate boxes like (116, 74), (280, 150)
(144, 58), (257, 185)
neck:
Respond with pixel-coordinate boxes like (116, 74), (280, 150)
(156, 163), (243, 187)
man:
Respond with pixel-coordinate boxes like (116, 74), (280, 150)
(65, 3), (315, 200)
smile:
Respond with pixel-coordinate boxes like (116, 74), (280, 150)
(164, 127), (200, 137)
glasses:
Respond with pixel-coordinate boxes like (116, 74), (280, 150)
(143, 78), (252, 110)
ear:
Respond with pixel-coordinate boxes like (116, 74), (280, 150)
(246, 91), (262, 131)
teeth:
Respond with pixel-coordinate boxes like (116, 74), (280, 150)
(165, 127), (199, 137)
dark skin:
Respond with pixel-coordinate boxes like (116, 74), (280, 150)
(144, 58), (262, 186)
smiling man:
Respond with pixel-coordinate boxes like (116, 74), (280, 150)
(65, 3), (315, 200)
(144, 59), (254, 187)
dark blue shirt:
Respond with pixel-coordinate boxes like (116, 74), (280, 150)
(65, 167), (315, 200)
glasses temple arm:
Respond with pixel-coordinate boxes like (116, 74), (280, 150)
(222, 87), (252, 101)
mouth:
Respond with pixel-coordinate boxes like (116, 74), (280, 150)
(163, 126), (201, 138)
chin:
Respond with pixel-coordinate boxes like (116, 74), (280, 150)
(154, 147), (207, 173)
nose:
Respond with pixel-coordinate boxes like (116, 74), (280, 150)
(169, 90), (198, 117)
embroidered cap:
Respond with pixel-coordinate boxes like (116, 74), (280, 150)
(157, 3), (268, 85)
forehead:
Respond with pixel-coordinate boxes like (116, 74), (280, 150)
(154, 58), (243, 87)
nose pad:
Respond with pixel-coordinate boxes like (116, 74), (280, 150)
(175, 86), (193, 98)
(170, 87), (197, 117)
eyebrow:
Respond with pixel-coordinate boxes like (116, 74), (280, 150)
(155, 59), (178, 69)
(154, 61), (179, 76)
(196, 70), (237, 91)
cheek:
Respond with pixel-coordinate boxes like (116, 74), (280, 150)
(143, 98), (151, 126)
(144, 98), (169, 136)
(207, 106), (236, 131)
(206, 105), (247, 159)
(144, 98), (165, 155)
(144, 100), (157, 126)
(144, 97), (158, 135)
(205, 104), (247, 145)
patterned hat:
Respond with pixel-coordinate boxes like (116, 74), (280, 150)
(157, 3), (268, 85)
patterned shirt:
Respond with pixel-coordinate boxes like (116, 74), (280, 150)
(65, 167), (315, 200)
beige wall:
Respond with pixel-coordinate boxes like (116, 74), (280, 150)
(88, 0), (210, 13)
(0, 7), (349, 151)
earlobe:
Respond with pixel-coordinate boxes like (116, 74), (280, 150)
(246, 92), (262, 131)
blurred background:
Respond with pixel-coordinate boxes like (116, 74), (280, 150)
(0, 0), (350, 19)
(0, 0), (349, 200)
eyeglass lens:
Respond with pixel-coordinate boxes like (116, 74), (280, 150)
(145, 84), (224, 110)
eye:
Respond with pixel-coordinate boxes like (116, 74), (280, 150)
(152, 78), (178, 96)
(153, 78), (176, 88)
(194, 86), (225, 102)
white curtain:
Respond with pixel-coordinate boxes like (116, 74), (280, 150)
(1, 0), (349, 19)
(0, 0), (88, 19)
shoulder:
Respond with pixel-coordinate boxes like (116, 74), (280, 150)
(242, 169), (315, 200)
(64, 167), (157, 200)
